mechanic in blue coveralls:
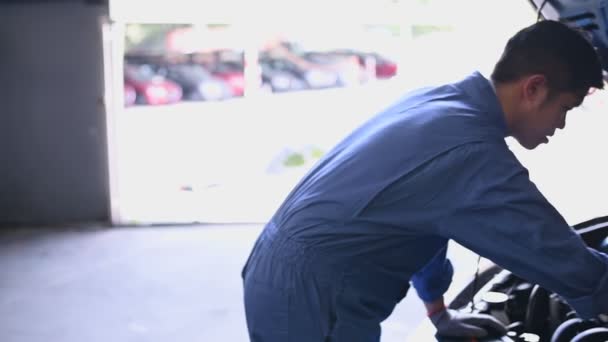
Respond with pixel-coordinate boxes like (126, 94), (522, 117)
(242, 20), (608, 341)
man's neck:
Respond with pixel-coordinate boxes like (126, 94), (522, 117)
(493, 81), (518, 136)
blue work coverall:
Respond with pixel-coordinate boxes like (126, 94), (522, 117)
(242, 72), (608, 342)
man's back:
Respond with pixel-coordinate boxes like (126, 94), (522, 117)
(271, 72), (508, 244)
(242, 73), (515, 334)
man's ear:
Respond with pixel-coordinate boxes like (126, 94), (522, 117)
(521, 74), (549, 105)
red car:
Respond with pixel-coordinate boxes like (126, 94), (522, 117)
(210, 61), (245, 97)
(329, 50), (398, 79)
(373, 54), (398, 79)
(124, 64), (183, 105)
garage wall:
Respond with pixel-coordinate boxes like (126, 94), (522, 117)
(0, 2), (110, 226)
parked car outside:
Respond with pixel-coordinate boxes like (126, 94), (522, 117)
(278, 41), (364, 87)
(155, 63), (233, 102)
(259, 58), (308, 93)
(330, 49), (398, 80)
(124, 64), (182, 105)
(211, 61), (245, 97)
(260, 54), (337, 92)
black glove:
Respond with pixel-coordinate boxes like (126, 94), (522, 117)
(429, 308), (507, 338)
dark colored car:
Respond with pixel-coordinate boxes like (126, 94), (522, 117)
(259, 55), (310, 93)
(154, 63), (233, 102)
(259, 53), (341, 91)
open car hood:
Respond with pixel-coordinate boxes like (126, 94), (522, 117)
(530, 0), (608, 78)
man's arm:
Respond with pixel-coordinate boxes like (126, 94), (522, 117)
(411, 243), (453, 303)
(411, 244), (507, 338)
(435, 142), (608, 319)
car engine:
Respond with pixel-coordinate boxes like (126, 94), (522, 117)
(441, 216), (608, 342)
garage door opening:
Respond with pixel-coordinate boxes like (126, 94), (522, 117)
(103, 0), (538, 226)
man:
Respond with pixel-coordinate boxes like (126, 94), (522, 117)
(242, 20), (608, 341)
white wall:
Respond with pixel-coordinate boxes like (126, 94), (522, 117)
(0, 2), (110, 226)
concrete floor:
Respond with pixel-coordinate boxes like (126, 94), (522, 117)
(0, 225), (420, 342)
(0, 224), (483, 342)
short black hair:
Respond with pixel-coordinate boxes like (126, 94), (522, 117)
(491, 20), (604, 92)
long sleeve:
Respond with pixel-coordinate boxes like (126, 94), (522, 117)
(435, 142), (608, 319)
(411, 243), (454, 302)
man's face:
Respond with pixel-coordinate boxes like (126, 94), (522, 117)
(513, 76), (586, 150)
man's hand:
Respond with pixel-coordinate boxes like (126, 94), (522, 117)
(429, 308), (508, 338)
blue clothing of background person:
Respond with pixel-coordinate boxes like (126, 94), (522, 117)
(242, 21), (608, 342)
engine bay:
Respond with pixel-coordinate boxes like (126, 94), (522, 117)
(441, 216), (608, 342)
